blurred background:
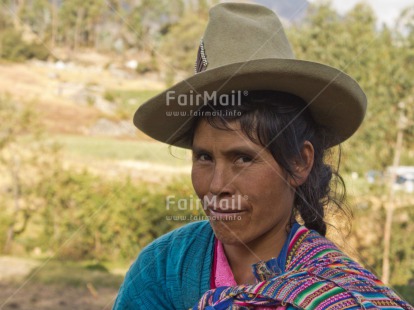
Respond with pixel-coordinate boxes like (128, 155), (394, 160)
(0, 0), (413, 309)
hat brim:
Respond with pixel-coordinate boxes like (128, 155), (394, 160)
(134, 58), (367, 148)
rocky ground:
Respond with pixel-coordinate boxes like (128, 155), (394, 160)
(0, 53), (163, 136)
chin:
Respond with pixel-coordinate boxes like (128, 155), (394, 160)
(209, 220), (249, 245)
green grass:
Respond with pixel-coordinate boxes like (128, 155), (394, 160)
(104, 89), (160, 103)
(26, 260), (124, 288)
(55, 134), (190, 165)
(104, 89), (161, 119)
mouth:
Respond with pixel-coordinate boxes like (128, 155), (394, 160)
(206, 204), (246, 220)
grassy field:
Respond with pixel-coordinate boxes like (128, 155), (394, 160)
(55, 134), (191, 165)
(26, 260), (125, 288)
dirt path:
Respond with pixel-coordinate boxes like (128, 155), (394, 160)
(0, 282), (117, 310)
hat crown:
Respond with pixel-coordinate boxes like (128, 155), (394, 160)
(200, 3), (295, 72)
(134, 2), (367, 149)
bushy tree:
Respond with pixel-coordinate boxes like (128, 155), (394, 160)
(288, 2), (414, 174)
(58, 0), (107, 49)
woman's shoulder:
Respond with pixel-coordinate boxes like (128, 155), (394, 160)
(114, 221), (215, 309)
(286, 225), (353, 270)
(282, 226), (413, 309)
(129, 220), (214, 279)
(142, 220), (213, 254)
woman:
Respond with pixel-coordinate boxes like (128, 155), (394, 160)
(114, 3), (413, 309)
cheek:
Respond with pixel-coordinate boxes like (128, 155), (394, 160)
(249, 172), (293, 205)
(191, 166), (208, 198)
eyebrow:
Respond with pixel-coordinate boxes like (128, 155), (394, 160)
(192, 145), (259, 157)
(191, 146), (208, 154)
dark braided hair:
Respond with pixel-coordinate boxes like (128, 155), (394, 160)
(175, 90), (347, 236)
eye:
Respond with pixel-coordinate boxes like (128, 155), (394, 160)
(234, 155), (253, 165)
(193, 152), (212, 162)
(199, 154), (212, 161)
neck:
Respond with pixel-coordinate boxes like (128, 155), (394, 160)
(223, 220), (290, 285)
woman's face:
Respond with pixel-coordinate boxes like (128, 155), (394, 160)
(191, 119), (296, 247)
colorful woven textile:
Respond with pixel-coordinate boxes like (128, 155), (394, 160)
(193, 226), (413, 310)
(113, 221), (412, 309)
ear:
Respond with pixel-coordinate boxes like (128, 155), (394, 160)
(288, 141), (314, 187)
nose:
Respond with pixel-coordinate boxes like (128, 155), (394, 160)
(208, 163), (234, 197)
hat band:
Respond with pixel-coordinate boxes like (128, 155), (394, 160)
(195, 39), (208, 73)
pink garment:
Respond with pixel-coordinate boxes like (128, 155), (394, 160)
(212, 238), (286, 310)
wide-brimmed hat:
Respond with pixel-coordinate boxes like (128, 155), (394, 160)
(134, 2), (367, 148)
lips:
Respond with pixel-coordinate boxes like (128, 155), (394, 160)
(203, 195), (247, 220)
(206, 200), (246, 221)
(207, 206), (244, 213)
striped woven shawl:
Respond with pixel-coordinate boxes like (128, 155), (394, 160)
(193, 226), (413, 310)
